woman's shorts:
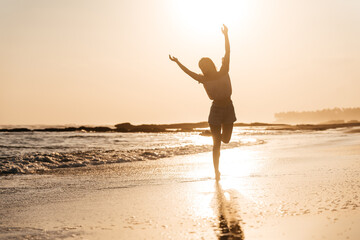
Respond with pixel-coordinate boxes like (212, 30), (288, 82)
(208, 101), (237, 125)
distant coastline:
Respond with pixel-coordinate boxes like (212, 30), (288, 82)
(1, 121), (360, 133)
(275, 107), (360, 124)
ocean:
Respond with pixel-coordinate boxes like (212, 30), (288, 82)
(1, 126), (358, 175)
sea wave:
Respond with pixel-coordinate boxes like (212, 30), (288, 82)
(0, 139), (265, 175)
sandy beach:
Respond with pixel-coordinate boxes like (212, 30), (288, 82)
(1, 129), (359, 240)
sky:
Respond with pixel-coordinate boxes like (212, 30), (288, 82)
(1, 0), (359, 125)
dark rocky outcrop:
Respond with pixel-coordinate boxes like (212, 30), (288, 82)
(0, 128), (31, 132)
(114, 122), (209, 132)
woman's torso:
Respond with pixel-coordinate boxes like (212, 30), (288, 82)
(202, 72), (232, 105)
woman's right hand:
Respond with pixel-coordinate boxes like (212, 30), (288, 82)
(169, 55), (178, 63)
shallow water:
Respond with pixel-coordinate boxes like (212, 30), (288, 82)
(1, 126), (358, 175)
(0, 127), (277, 174)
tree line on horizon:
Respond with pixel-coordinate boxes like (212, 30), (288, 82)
(274, 107), (360, 124)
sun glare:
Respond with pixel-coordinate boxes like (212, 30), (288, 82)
(170, 0), (250, 36)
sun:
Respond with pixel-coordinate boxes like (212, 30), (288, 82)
(170, 0), (250, 36)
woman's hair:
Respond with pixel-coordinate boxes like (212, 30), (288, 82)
(198, 57), (217, 75)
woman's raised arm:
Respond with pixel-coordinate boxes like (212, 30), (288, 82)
(169, 55), (204, 83)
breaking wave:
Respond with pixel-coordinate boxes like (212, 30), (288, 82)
(0, 139), (265, 175)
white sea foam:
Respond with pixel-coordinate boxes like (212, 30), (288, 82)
(0, 129), (266, 174)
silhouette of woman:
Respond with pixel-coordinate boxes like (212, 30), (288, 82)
(169, 24), (236, 181)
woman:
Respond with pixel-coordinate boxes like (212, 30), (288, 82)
(169, 24), (236, 181)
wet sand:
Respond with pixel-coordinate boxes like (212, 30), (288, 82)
(1, 133), (360, 239)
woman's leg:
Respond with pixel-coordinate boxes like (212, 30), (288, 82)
(221, 123), (234, 143)
(210, 124), (222, 180)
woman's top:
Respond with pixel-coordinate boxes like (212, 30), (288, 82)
(202, 72), (232, 101)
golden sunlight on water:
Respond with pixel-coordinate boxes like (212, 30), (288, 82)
(220, 148), (261, 178)
(186, 132), (259, 146)
(185, 134), (263, 184)
(186, 134), (214, 146)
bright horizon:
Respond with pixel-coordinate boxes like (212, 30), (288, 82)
(1, 0), (360, 125)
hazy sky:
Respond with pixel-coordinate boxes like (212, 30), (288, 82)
(1, 0), (359, 125)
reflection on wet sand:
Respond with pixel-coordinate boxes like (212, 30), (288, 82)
(213, 182), (244, 240)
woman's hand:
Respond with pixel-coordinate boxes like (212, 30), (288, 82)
(169, 55), (179, 63)
(221, 24), (228, 35)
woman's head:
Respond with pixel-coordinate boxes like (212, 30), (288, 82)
(198, 57), (217, 76)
